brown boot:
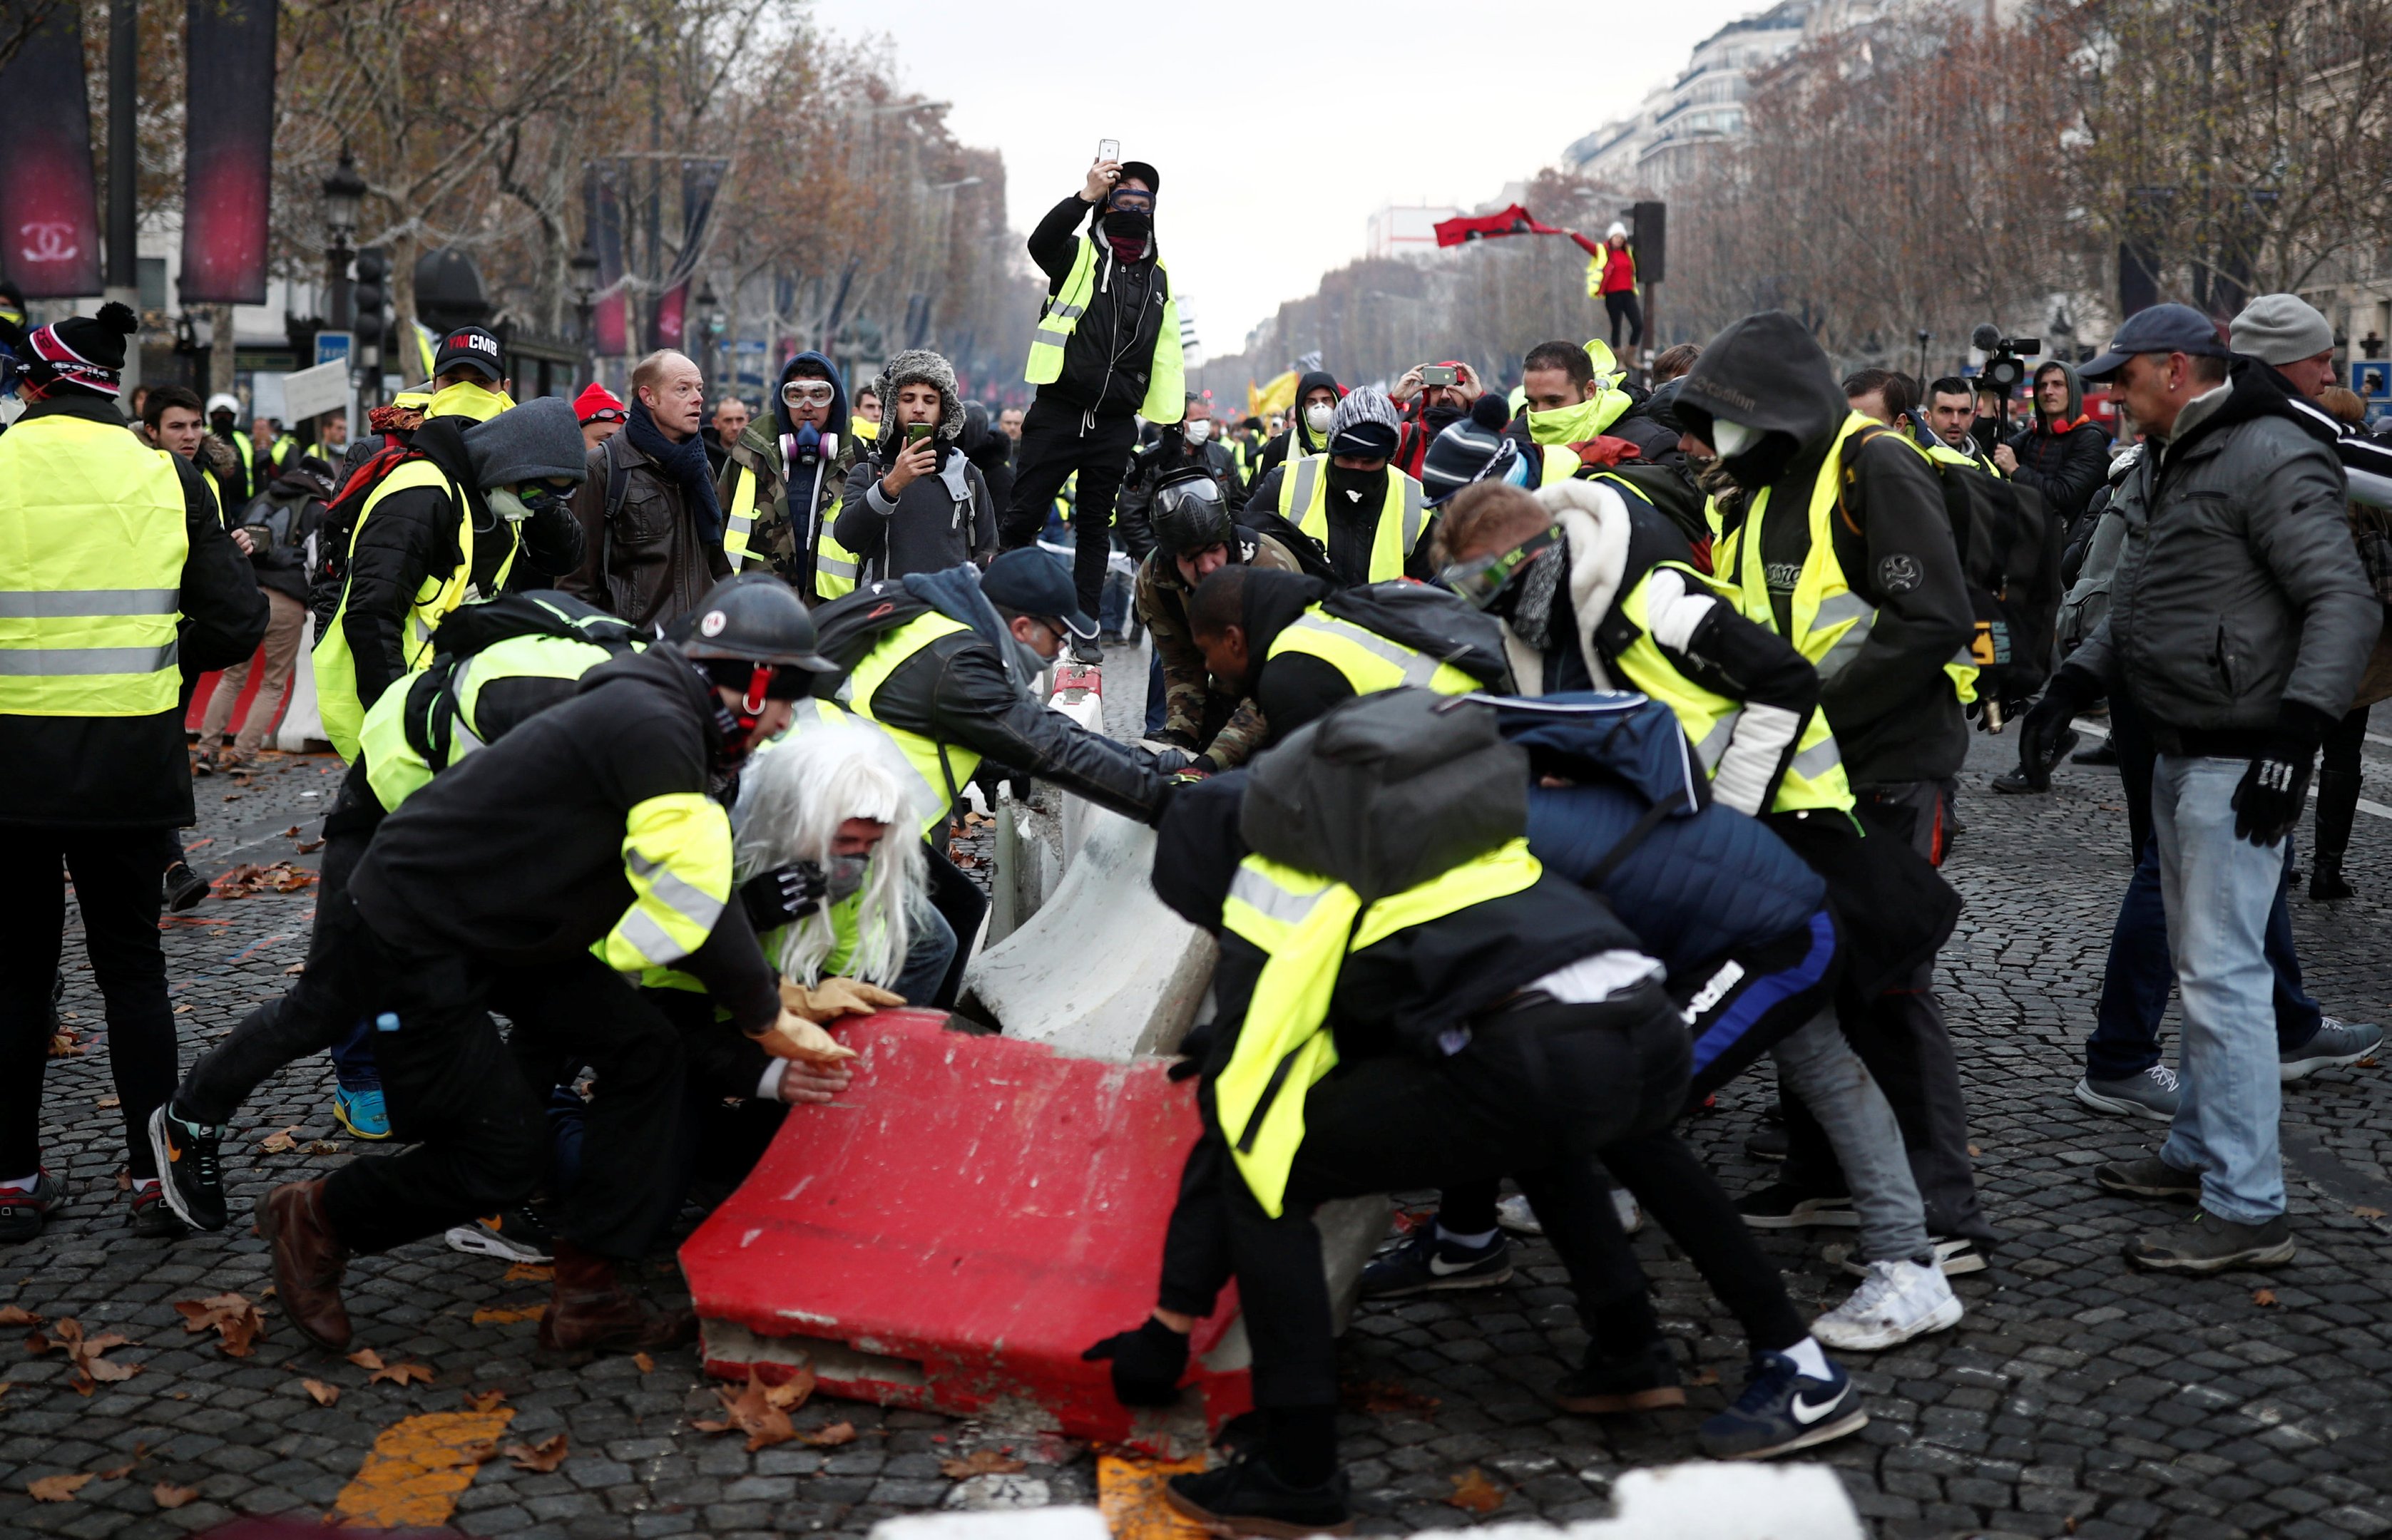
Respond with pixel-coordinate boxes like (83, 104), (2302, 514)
(539, 1241), (698, 1357)
(256, 1180), (352, 1352)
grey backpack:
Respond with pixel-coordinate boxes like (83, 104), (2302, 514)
(1240, 688), (1526, 903)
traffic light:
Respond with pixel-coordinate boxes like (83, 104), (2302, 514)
(352, 247), (389, 365)
(1630, 201), (1667, 285)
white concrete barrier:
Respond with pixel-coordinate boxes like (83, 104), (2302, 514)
(275, 615), (329, 753)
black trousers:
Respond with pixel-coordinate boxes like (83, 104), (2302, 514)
(1605, 290), (1645, 351)
(0, 829), (180, 1181)
(1783, 780), (1993, 1246)
(923, 836), (987, 1010)
(1001, 396), (1140, 620)
(2314, 705), (2370, 873)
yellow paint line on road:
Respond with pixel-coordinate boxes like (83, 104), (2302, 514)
(1097, 1452), (1209, 1540)
(327, 1407), (512, 1529)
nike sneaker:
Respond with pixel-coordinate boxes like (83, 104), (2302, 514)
(148, 1103), (228, 1231)
(1698, 1348), (1869, 1459)
(333, 1084), (392, 1141)
(1734, 1182), (1858, 1228)
(1357, 1226), (1511, 1299)
(444, 1206), (555, 1265)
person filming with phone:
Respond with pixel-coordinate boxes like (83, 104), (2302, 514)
(1001, 148), (1185, 659)
(834, 349), (998, 583)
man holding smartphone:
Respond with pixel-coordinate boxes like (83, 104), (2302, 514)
(834, 349), (998, 583)
(1001, 150), (1185, 660)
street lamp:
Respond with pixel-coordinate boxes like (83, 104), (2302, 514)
(569, 241), (600, 381)
(321, 145), (366, 333)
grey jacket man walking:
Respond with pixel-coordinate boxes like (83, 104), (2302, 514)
(2021, 304), (2380, 1273)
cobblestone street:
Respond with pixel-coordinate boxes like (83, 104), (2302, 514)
(2, 717), (2388, 1540)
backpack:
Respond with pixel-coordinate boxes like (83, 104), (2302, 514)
(310, 440), (422, 633)
(1240, 689), (1527, 904)
(1235, 503), (1341, 585)
(1317, 580), (1516, 691)
(420, 588), (643, 663)
(1590, 462), (1711, 560)
(804, 580), (938, 679)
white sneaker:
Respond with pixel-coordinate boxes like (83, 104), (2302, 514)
(1810, 1258), (1964, 1352)
(1611, 1186), (1643, 1236)
(1495, 1189), (1641, 1237)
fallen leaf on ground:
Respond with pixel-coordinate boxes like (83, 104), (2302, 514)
(174, 1293), (265, 1357)
(504, 1434), (569, 1473)
(304, 1141), (342, 1156)
(2252, 1288), (2279, 1307)
(295, 838), (326, 854)
(96, 1451), (142, 1479)
(283, 963), (307, 975)
(2355, 1206), (2386, 1220)
(470, 1306), (542, 1325)
(501, 1263), (552, 1284)
(802, 1421), (857, 1447)
(368, 1360), (434, 1387)
(346, 1348), (385, 1371)
(33, 1318), (140, 1394)
(282, 826), (300, 838)
(462, 1389), (508, 1412)
(1446, 1469), (1505, 1514)
(28, 1472), (92, 1502)
(631, 1352), (653, 1374)
(693, 1369), (800, 1451)
(152, 1483), (197, 1509)
(48, 1031), (85, 1057)
(257, 1126), (301, 1154)
(939, 1449), (1028, 1479)
(1340, 1379), (1440, 1416)
(0, 1306), (39, 1328)
(1968, 1144), (1983, 1156)
(302, 1380), (339, 1407)
(1688, 1367), (1721, 1387)
(95, 1096), (119, 1109)
(762, 1365), (816, 1410)
(213, 861), (315, 899)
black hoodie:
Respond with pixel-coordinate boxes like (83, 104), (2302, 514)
(1675, 312), (1973, 786)
(1249, 369), (1341, 486)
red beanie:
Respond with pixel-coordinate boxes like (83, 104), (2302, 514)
(575, 382), (627, 426)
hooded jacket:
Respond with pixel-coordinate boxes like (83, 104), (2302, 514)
(1676, 311), (1973, 786)
(2003, 361), (2111, 529)
(835, 351), (997, 581)
(1136, 528), (1302, 769)
(716, 349), (858, 597)
(1025, 192), (1173, 419)
(1249, 369), (1341, 487)
(2065, 357), (2380, 745)
(239, 461), (332, 605)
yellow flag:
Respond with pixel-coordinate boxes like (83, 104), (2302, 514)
(1248, 369), (1298, 421)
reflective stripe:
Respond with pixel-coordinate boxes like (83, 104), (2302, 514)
(0, 642), (178, 675)
(1792, 734), (1844, 779)
(610, 907), (686, 967)
(1050, 302), (1087, 321)
(1285, 614), (1441, 688)
(724, 466), (758, 566)
(817, 553), (859, 578)
(1814, 607), (1875, 682)
(1033, 325), (1073, 347)
(0, 588), (178, 619)
(1400, 476), (1424, 556)
(626, 848), (727, 934)
(1227, 866), (1329, 929)
(1286, 456), (1321, 532)
(1691, 708), (1741, 772)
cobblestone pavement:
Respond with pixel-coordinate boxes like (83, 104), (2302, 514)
(3, 696), (2389, 1540)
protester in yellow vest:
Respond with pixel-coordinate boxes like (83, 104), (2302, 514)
(0, 302), (267, 1242)
(1001, 154), (1185, 657)
(421, 325), (516, 424)
(715, 349), (863, 600)
(1242, 385), (1434, 587)
(205, 392), (256, 503)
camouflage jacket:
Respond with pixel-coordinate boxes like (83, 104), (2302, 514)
(715, 421), (861, 602)
(1133, 528), (1302, 770)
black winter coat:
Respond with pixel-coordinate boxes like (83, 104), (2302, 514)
(1026, 192), (1172, 419)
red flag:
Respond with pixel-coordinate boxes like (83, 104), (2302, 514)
(1433, 205), (1603, 260)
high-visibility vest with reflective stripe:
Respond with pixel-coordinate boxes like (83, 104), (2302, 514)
(725, 461), (860, 598)
(313, 458), (515, 761)
(0, 414), (188, 717)
(1279, 454), (1426, 583)
(1022, 235), (1186, 424)
(356, 631), (620, 812)
(1612, 561), (1851, 813)
(1265, 605), (1478, 699)
(1216, 840), (1543, 1216)
(844, 613), (981, 831)
(226, 431), (254, 493)
(601, 790), (736, 972)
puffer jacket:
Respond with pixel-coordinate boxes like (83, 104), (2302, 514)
(2003, 361), (2112, 530)
(2069, 359), (2381, 739)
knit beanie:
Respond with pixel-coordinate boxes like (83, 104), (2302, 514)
(2229, 294), (2335, 366)
(1328, 385), (1401, 459)
(464, 396), (588, 489)
(574, 381), (628, 425)
(872, 349), (964, 441)
(1420, 396), (1520, 505)
(23, 302), (137, 398)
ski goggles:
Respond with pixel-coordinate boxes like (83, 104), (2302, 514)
(1438, 526), (1559, 611)
(781, 380), (837, 407)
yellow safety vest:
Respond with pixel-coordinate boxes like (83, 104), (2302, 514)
(313, 458), (516, 761)
(1022, 235), (1186, 424)
(183, 451), (227, 527)
(602, 791), (737, 973)
(725, 461), (859, 598)
(1217, 840), (1543, 1216)
(1266, 604), (1478, 698)
(1278, 455), (1427, 584)
(1714, 413), (1978, 709)
(843, 612), (981, 833)
(356, 631), (620, 812)
(0, 415), (188, 717)
(227, 431), (254, 492)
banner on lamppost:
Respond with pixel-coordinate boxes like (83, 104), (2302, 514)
(585, 160), (629, 357)
(0, 0), (105, 298)
(180, 0), (279, 304)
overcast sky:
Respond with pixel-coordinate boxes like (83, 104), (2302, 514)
(802, 0), (1769, 356)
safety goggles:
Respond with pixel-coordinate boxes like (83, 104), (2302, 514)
(579, 406), (625, 426)
(1108, 189), (1154, 213)
(514, 480), (576, 515)
(781, 379), (837, 407)
(1438, 527), (1558, 611)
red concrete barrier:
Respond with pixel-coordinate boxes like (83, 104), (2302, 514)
(680, 1010), (1251, 1454)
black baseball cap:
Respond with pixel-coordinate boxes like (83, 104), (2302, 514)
(981, 548), (1098, 640)
(2081, 304), (2231, 383)
(434, 324), (504, 384)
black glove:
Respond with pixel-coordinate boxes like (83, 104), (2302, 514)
(2233, 702), (2333, 846)
(2014, 668), (2097, 791)
(1082, 1315), (1190, 1407)
(738, 862), (827, 931)
(1146, 746), (1198, 776)
(1150, 725), (1200, 753)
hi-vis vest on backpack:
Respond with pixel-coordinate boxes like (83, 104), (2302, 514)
(1278, 454), (1426, 583)
(313, 458), (515, 761)
(1713, 412), (1978, 711)
(1216, 840), (1543, 1216)
(1266, 604), (1478, 698)
(0, 415), (188, 717)
(838, 612), (981, 832)
(1023, 235), (1186, 423)
(725, 460), (860, 599)
(355, 632), (620, 812)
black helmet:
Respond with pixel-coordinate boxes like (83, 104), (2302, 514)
(675, 573), (836, 674)
(1150, 467), (1235, 560)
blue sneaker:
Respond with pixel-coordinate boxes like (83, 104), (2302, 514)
(1358, 1226), (1511, 1299)
(333, 1084), (390, 1141)
(1697, 1349), (1868, 1459)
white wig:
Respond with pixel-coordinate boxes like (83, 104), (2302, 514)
(732, 722), (933, 987)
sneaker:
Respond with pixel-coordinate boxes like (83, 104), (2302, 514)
(1067, 632), (1103, 666)
(1810, 1259), (1964, 1351)
(1744, 1126), (1789, 1161)
(163, 862), (210, 913)
(1553, 1339), (1685, 1413)
(1357, 1227), (1510, 1299)
(2125, 1211), (2296, 1273)
(2093, 1154), (2201, 1201)
(2281, 1017), (2382, 1082)
(333, 1084), (391, 1141)
(1165, 1455), (1354, 1538)
(444, 1206), (554, 1265)
(1735, 1184), (1858, 1229)
(148, 1103), (228, 1231)
(2075, 1064), (2180, 1121)
(1989, 766), (2042, 795)
(1697, 1349), (1868, 1460)
(2309, 864), (2355, 902)
(1827, 1237), (1985, 1278)
(1496, 1192), (1543, 1236)
(0, 1170), (67, 1243)
(1610, 1186), (1643, 1236)
(126, 1180), (185, 1239)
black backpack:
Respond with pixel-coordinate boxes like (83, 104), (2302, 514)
(803, 580), (939, 682)
(399, 591), (643, 775)
(1317, 580), (1516, 691)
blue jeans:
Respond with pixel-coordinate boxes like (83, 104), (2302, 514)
(2085, 833), (2321, 1082)
(2150, 755), (2289, 1223)
(892, 904), (959, 1007)
(1146, 649), (1167, 737)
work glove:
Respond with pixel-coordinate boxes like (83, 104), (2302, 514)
(1082, 1315), (1190, 1407)
(2233, 702), (2334, 847)
(780, 976), (906, 1022)
(746, 1008), (859, 1067)
(740, 862), (827, 931)
(2013, 667), (2097, 791)
(1145, 746), (1198, 776)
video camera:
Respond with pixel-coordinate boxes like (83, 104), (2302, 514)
(1973, 323), (2044, 396)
